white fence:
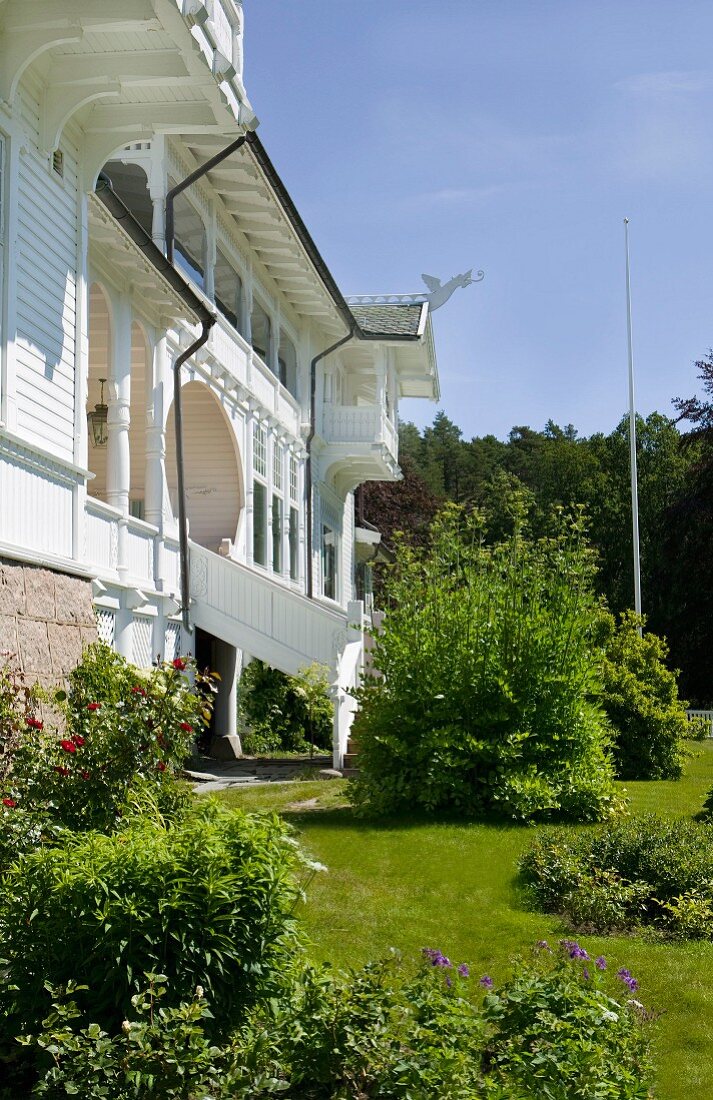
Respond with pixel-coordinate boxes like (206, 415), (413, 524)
(686, 710), (713, 737)
(323, 404), (398, 457)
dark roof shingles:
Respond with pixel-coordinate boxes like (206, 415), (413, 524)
(348, 302), (423, 337)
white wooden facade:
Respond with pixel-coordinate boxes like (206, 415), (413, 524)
(0, 0), (439, 766)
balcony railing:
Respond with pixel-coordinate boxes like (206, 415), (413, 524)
(322, 404), (398, 459)
(207, 315), (301, 438)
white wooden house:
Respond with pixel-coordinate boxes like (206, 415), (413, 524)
(0, 0), (439, 767)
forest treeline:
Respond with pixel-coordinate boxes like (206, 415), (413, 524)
(361, 353), (713, 704)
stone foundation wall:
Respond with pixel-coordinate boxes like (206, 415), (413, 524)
(0, 557), (97, 689)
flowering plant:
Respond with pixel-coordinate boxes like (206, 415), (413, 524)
(1, 644), (217, 836)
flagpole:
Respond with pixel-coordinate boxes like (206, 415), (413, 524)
(624, 217), (643, 632)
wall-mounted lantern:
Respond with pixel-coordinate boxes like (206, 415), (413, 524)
(87, 378), (109, 448)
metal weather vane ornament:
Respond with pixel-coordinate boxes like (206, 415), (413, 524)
(421, 269), (484, 311)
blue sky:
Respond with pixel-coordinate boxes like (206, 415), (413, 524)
(246, 1), (713, 440)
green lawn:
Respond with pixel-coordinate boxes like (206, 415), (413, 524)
(214, 742), (713, 1100)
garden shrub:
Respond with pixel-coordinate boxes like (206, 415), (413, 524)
(1, 644), (215, 834)
(521, 813), (713, 937)
(351, 505), (617, 822)
(239, 659), (332, 755)
(0, 659), (42, 784)
(0, 800), (307, 1043)
(600, 611), (688, 779)
(14, 944), (653, 1099)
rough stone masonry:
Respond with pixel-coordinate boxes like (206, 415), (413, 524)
(0, 556), (97, 689)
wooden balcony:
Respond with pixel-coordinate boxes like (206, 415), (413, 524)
(320, 403), (400, 492)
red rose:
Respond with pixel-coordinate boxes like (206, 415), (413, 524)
(179, 722), (193, 733)
(172, 658), (187, 671)
(131, 686), (147, 697)
(87, 702), (101, 711)
(60, 739), (77, 754)
(156, 761), (166, 772)
(72, 735), (85, 748)
(2, 798), (16, 808)
(54, 766), (70, 777)
(26, 716), (43, 730)
(81, 771), (90, 781)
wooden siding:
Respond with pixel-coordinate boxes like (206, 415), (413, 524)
(14, 75), (79, 461)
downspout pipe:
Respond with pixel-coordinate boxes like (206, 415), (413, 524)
(163, 128), (259, 628)
(166, 131), (253, 264)
(305, 324), (357, 597)
(174, 319), (215, 632)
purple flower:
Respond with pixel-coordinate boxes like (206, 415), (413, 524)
(595, 956), (607, 971)
(562, 939), (589, 960)
(617, 968), (638, 992)
(583, 967), (590, 981)
(421, 947), (451, 969)
(458, 963), (470, 978)
(445, 975), (452, 988)
(479, 975), (494, 989)
(536, 939), (551, 951)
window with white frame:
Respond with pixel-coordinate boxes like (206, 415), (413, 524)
(253, 421), (266, 477)
(289, 455), (298, 504)
(252, 420), (268, 565)
(253, 480), (267, 566)
(288, 455), (299, 582)
(321, 524), (338, 601)
(271, 493), (282, 573)
(272, 440), (282, 491)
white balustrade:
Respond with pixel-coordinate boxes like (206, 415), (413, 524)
(210, 0), (235, 61)
(124, 517), (155, 585)
(162, 537), (182, 596)
(189, 541), (348, 675)
(322, 404), (398, 458)
(209, 320), (250, 389)
(250, 353), (277, 411)
(85, 498), (121, 577)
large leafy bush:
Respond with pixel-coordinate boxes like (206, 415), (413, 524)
(0, 800), (306, 1044)
(15, 944), (652, 1099)
(351, 505), (617, 822)
(520, 813), (713, 937)
(600, 611), (688, 779)
(239, 659), (332, 755)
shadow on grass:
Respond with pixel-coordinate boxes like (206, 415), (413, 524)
(279, 802), (548, 837)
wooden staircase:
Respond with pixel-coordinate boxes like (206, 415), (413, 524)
(341, 736), (359, 778)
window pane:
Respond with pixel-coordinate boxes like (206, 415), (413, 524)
(289, 507), (299, 581)
(215, 246), (242, 331)
(253, 481), (267, 565)
(322, 524), (337, 600)
(272, 495), (282, 573)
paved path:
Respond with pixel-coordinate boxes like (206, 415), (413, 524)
(186, 755), (337, 793)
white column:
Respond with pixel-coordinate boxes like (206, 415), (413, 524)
(266, 422), (274, 570)
(145, 334), (167, 531)
(242, 277), (253, 347)
(73, 190), (90, 562)
(269, 308), (280, 380)
(245, 404), (255, 565)
(148, 136), (166, 251)
(106, 294), (131, 516)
